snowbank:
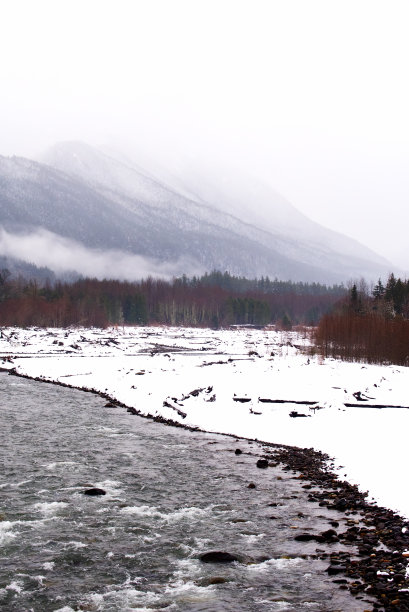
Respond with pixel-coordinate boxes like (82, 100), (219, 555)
(1, 325), (408, 517)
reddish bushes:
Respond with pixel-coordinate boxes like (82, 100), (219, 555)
(315, 312), (409, 365)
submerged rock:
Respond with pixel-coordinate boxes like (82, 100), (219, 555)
(197, 576), (230, 586)
(83, 487), (106, 496)
(199, 551), (240, 564)
(294, 533), (317, 542)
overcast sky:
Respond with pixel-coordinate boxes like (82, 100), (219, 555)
(1, 0), (408, 271)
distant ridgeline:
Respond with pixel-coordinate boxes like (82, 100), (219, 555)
(315, 274), (409, 366)
(0, 269), (345, 328)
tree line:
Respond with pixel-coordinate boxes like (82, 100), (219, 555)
(0, 270), (345, 329)
(315, 274), (409, 365)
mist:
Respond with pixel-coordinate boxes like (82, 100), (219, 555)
(0, 228), (202, 282)
(1, 1), (409, 270)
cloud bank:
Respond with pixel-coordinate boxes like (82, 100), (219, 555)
(0, 228), (202, 281)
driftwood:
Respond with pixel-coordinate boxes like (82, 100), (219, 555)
(163, 400), (187, 419)
(344, 403), (409, 409)
(258, 398), (318, 405)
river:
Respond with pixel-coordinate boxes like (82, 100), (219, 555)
(0, 373), (370, 611)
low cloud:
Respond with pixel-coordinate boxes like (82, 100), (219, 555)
(0, 227), (202, 281)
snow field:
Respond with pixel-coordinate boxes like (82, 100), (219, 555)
(1, 325), (408, 517)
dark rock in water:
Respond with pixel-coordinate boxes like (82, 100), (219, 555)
(199, 551), (240, 564)
(334, 498), (347, 511)
(83, 487), (106, 496)
(104, 402), (116, 407)
(248, 482), (256, 489)
(320, 529), (338, 542)
(256, 458), (269, 469)
(294, 533), (317, 542)
(326, 565), (346, 575)
(235, 448), (242, 455)
(197, 576), (229, 586)
(233, 396), (251, 403)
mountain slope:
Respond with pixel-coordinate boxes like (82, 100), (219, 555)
(0, 143), (393, 283)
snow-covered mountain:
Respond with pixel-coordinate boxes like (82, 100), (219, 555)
(0, 141), (393, 283)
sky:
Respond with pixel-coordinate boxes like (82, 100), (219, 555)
(1, 0), (408, 270)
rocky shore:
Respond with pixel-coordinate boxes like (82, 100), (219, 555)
(255, 444), (409, 611)
(9, 367), (409, 611)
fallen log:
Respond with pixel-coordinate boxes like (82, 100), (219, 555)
(344, 403), (409, 409)
(163, 400), (187, 419)
(258, 398), (318, 405)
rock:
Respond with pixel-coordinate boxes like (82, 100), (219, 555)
(294, 533), (317, 541)
(334, 498), (348, 511)
(199, 551), (240, 564)
(326, 565), (346, 575)
(256, 459), (269, 469)
(235, 448), (242, 455)
(197, 576), (229, 586)
(320, 529), (339, 542)
(248, 483), (256, 489)
(83, 487), (106, 496)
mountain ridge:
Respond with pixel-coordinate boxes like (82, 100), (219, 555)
(0, 142), (394, 283)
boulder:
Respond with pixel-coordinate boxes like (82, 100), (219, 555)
(83, 487), (106, 496)
(199, 551), (240, 564)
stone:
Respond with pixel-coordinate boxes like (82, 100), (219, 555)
(199, 551), (240, 564)
(294, 533), (317, 541)
(83, 487), (106, 496)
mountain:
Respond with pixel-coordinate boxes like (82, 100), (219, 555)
(0, 142), (393, 283)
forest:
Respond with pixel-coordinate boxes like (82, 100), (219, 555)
(0, 269), (345, 329)
(315, 274), (409, 365)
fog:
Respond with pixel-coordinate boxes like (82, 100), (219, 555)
(1, 0), (409, 270)
(0, 228), (202, 281)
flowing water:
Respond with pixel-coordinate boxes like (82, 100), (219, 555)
(0, 373), (371, 611)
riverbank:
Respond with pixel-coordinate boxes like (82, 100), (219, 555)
(5, 369), (409, 610)
(1, 325), (409, 518)
(2, 325), (409, 610)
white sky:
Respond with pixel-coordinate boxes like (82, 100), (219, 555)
(1, 0), (408, 270)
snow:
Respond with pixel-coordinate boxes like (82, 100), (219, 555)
(1, 325), (409, 518)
